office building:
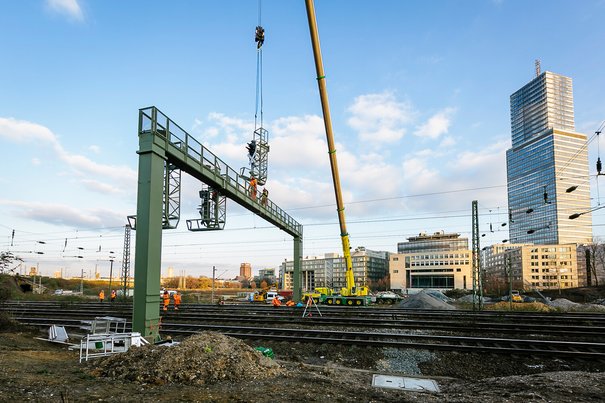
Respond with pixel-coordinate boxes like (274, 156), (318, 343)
(280, 247), (389, 292)
(483, 243), (578, 292)
(506, 69), (592, 244)
(391, 232), (472, 290)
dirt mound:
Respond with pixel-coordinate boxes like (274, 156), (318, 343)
(485, 301), (554, 312)
(397, 290), (456, 310)
(550, 298), (605, 312)
(91, 332), (284, 385)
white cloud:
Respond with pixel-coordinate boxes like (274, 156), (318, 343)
(414, 107), (456, 139)
(46, 0), (84, 21)
(88, 145), (101, 154)
(347, 92), (415, 143)
(269, 115), (328, 169)
(79, 179), (121, 194)
(0, 116), (136, 191)
(439, 136), (457, 148)
(31, 158), (41, 166)
(451, 141), (508, 171)
(0, 117), (58, 145)
(0, 199), (124, 228)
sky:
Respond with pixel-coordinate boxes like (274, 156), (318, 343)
(1, 0), (604, 280)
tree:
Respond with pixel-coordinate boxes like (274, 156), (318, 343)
(0, 252), (23, 274)
(584, 240), (605, 287)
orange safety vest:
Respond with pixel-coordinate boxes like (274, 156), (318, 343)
(99, 291), (105, 300)
(110, 290), (116, 299)
(163, 293), (170, 305)
(174, 294), (181, 305)
(272, 297), (281, 307)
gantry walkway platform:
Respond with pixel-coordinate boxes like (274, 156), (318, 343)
(139, 106), (302, 237)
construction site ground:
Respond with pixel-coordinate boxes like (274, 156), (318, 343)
(2, 278), (605, 402)
(1, 326), (605, 403)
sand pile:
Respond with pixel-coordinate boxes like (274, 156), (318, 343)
(397, 290), (456, 310)
(91, 332), (284, 385)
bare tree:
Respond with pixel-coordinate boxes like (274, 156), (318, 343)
(0, 252), (23, 275)
(585, 239), (605, 287)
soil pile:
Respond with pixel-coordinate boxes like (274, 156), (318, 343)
(397, 290), (456, 310)
(550, 298), (605, 312)
(91, 332), (284, 385)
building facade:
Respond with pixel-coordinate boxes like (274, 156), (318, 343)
(239, 263), (252, 279)
(256, 268), (277, 286)
(483, 243), (578, 292)
(506, 70), (592, 245)
(280, 247), (389, 292)
(391, 232), (473, 291)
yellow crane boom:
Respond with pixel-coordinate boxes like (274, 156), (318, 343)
(305, 0), (367, 299)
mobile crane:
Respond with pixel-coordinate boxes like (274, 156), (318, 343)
(302, 0), (371, 306)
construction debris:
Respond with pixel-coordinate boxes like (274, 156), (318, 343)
(397, 290), (456, 310)
(91, 332), (284, 385)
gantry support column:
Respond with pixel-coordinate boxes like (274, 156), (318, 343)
(132, 132), (166, 341)
(293, 236), (303, 301)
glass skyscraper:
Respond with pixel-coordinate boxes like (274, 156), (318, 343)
(506, 71), (592, 245)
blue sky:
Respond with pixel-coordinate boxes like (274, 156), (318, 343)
(1, 0), (604, 279)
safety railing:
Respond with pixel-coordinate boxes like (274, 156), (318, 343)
(138, 106), (302, 236)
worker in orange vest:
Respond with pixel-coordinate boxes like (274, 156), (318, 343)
(110, 290), (117, 303)
(173, 291), (181, 310)
(99, 290), (105, 303)
(249, 176), (258, 200)
(272, 296), (282, 307)
(162, 290), (170, 311)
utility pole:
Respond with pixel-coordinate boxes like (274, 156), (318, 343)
(108, 257), (114, 297)
(471, 201), (482, 310)
(508, 256), (513, 311)
(211, 265), (216, 304)
(80, 269), (84, 294)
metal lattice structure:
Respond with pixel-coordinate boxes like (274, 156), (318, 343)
(471, 200), (482, 310)
(242, 127), (269, 186)
(251, 127), (269, 185)
(120, 224), (131, 299)
(162, 162), (181, 229)
(186, 186), (226, 231)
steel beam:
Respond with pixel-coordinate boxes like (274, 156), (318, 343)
(132, 131), (165, 341)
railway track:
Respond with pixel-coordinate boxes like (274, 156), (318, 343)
(4, 300), (605, 360)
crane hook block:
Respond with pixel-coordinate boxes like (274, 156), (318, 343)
(597, 157), (602, 175)
(255, 25), (265, 49)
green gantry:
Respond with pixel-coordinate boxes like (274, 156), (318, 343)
(132, 106), (303, 340)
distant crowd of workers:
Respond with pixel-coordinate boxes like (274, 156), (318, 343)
(272, 296), (298, 308)
(99, 288), (304, 309)
(98, 289), (182, 311)
(162, 290), (181, 311)
(98, 289), (116, 303)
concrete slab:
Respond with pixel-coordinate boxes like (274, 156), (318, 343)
(372, 374), (440, 393)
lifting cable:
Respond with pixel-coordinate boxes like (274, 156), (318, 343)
(254, 0), (265, 131)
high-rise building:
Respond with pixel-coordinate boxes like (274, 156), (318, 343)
(239, 263), (252, 279)
(506, 70), (592, 245)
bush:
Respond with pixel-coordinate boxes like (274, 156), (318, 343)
(443, 289), (470, 299)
